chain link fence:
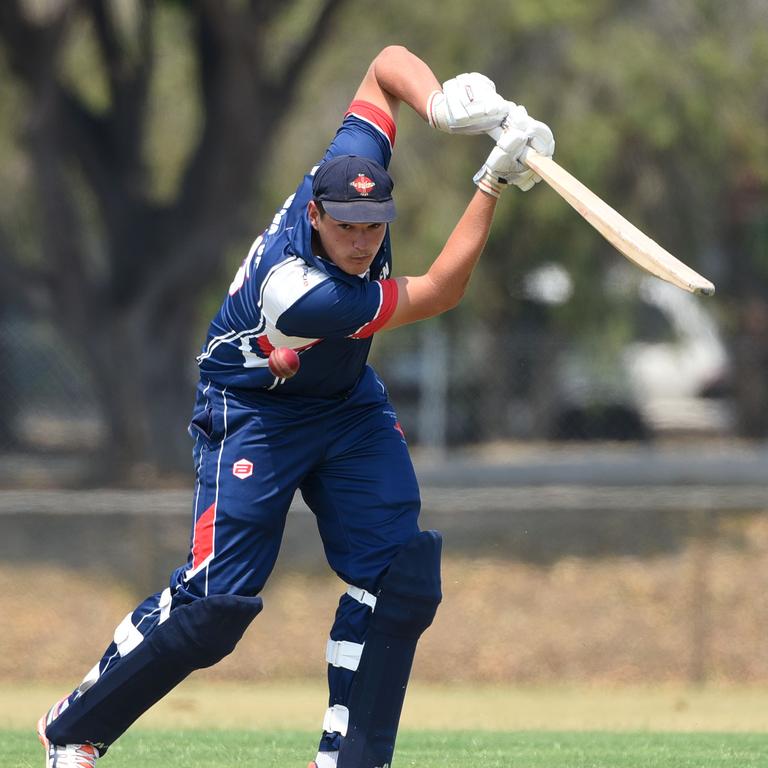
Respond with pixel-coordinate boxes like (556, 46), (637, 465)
(0, 314), (104, 453)
(0, 295), (737, 462)
(0, 312), (765, 685)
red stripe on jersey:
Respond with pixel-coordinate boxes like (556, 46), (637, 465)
(256, 335), (275, 355)
(346, 100), (396, 148)
(349, 279), (399, 339)
(191, 502), (216, 569)
(296, 339), (322, 352)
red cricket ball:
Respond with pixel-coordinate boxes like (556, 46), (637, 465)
(268, 347), (300, 379)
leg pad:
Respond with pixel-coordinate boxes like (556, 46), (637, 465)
(337, 530), (442, 768)
(46, 594), (262, 750)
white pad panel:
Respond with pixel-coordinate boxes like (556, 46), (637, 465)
(158, 588), (172, 625)
(77, 662), (101, 694)
(322, 704), (350, 736)
(113, 612), (144, 657)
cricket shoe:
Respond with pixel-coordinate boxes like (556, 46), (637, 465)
(37, 696), (100, 767)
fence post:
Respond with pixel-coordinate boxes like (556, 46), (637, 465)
(417, 323), (448, 456)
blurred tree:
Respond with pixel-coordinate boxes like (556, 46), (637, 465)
(297, 0), (768, 441)
(0, 0), (346, 475)
(1, 0), (767, 470)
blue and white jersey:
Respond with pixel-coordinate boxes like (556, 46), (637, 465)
(197, 102), (399, 397)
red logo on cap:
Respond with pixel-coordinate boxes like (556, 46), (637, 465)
(350, 174), (375, 196)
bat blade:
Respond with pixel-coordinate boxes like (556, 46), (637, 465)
(486, 126), (714, 296)
(522, 149), (715, 296)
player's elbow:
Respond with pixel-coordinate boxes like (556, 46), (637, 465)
(433, 280), (468, 314)
(442, 286), (467, 312)
(374, 45), (412, 65)
(421, 270), (469, 314)
(371, 45), (414, 80)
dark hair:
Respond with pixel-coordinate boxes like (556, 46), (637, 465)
(313, 199), (326, 218)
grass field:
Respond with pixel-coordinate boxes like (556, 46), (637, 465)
(5, 682), (768, 767)
(7, 730), (768, 768)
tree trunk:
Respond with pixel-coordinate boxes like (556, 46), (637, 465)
(85, 314), (153, 481)
(141, 305), (201, 475)
(82, 306), (202, 480)
(0, 0), (348, 481)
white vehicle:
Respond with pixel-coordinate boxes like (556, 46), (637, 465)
(531, 264), (732, 439)
(623, 279), (731, 434)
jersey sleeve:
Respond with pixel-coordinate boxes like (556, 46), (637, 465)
(274, 278), (399, 340)
(322, 100), (397, 169)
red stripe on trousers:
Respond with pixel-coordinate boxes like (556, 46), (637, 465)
(191, 502), (216, 568)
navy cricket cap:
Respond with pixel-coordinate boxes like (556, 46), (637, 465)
(312, 155), (396, 223)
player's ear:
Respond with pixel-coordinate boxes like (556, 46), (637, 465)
(308, 200), (321, 231)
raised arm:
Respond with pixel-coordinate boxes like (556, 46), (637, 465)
(353, 45), (440, 124)
(363, 50), (556, 331)
(353, 45), (510, 134)
(346, 47), (555, 332)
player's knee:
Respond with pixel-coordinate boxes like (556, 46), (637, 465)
(373, 530), (442, 637)
(151, 593), (263, 668)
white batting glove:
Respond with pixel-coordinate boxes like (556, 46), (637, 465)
(474, 102), (555, 195)
(473, 124), (530, 197)
(502, 101), (555, 190)
(427, 73), (509, 135)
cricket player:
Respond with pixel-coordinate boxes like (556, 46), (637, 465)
(37, 45), (553, 768)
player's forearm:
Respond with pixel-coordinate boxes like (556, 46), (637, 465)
(381, 190), (496, 332)
(425, 189), (497, 310)
(370, 45), (442, 122)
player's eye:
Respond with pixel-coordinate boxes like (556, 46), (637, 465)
(368, 223), (383, 230)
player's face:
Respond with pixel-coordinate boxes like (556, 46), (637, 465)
(309, 202), (387, 276)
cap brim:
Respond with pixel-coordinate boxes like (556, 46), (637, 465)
(322, 199), (396, 224)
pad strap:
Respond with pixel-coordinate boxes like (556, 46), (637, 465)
(346, 585), (377, 610)
(326, 639), (364, 671)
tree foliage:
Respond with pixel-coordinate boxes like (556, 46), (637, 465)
(1, 0), (767, 471)
(0, 0), (346, 474)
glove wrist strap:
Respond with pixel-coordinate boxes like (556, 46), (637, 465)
(473, 167), (505, 198)
(426, 90), (445, 130)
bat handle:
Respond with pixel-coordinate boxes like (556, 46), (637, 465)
(485, 125), (538, 169)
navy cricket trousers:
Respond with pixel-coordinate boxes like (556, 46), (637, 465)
(177, 364), (420, 598)
(83, 365), (421, 720)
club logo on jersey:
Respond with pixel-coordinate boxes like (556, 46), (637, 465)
(232, 458), (254, 479)
(350, 173), (375, 196)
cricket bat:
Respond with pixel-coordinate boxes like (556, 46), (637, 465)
(488, 129), (715, 296)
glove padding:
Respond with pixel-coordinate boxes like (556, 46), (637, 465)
(428, 73), (508, 135)
(474, 102), (555, 195)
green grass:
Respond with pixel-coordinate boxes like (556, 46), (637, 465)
(6, 730), (768, 768)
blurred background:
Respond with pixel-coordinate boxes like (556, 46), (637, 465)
(1, 0), (767, 694)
